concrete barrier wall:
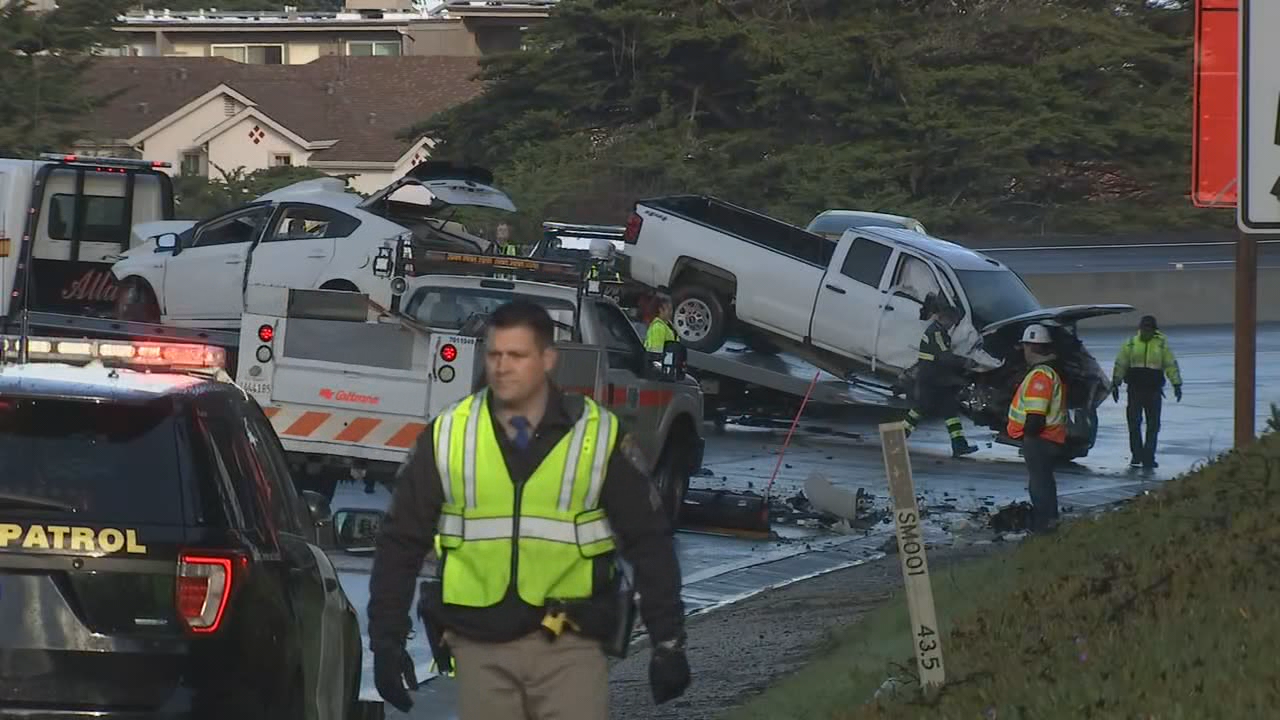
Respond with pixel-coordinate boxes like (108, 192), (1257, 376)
(1021, 268), (1280, 328)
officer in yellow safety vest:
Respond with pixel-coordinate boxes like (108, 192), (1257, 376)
(645, 293), (678, 353)
(367, 301), (690, 719)
(1111, 314), (1182, 470)
(1007, 323), (1068, 533)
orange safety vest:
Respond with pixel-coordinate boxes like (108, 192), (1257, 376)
(1007, 364), (1067, 444)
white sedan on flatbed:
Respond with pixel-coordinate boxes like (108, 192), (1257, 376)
(111, 162), (515, 329)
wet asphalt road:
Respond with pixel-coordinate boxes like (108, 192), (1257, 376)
(343, 322), (1280, 717)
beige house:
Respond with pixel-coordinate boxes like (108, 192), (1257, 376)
(106, 1), (556, 62)
(77, 56), (486, 194)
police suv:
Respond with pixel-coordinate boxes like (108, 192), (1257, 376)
(0, 336), (368, 719)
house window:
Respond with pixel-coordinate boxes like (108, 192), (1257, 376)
(346, 41), (400, 57)
(272, 153), (292, 167)
(181, 151), (206, 177)
(212, 44), (284, 64)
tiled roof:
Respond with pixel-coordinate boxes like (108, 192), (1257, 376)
(82, 55), (485, 163)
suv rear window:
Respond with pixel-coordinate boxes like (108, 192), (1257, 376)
(0, 397), (186, 525)
(405, 285), (578, 341)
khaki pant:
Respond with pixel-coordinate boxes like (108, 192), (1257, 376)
(444, 629), (608, 720)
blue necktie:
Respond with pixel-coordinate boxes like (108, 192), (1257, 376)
(511, 416), (531, 450)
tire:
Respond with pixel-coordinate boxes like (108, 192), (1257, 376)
(321, 279), (360, 292)
(671, 284), (729, 353)
(655, 438), (691, 526)
(114, 278), (160, 324)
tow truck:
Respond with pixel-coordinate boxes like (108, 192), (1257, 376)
(234, 250), (706, 522)
(535, 225), (905, 425)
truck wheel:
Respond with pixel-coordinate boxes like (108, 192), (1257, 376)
(656, 440), (691, 527)
(114, 278), (160, 323)
(671, 285), (728, 353)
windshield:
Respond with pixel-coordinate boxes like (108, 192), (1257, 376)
(954, 269), (1042, 329)
(404, 285), (578, 341)
(0, 396), (185, 525)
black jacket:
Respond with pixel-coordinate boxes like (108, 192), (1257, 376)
(367, 385), (685, 650)
(916, 320), (964, 387)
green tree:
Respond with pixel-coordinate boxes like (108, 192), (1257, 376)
(0, 0), (134, 158)
(416, 0), (1219, 236)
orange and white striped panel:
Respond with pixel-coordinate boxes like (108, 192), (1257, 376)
(263, 405), (430, 451)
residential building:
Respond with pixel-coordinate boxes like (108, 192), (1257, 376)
(75, 55), (486, 194)
(105, 0), (557, 62)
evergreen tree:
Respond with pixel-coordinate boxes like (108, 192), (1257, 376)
(415, 0), (1217, 236)
(0, 0), (134, 158)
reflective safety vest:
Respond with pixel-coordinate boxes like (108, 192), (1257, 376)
(432, 389), (619, 608)
(1112, 331), (1181, 389)
(645, 317), (677, 353)
(1007, 364), (1067, 444)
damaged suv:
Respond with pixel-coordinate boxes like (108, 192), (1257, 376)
(624, 194), (1130, 458)
(111, 162), (515, 329)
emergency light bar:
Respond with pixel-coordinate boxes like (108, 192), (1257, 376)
(1, 336), (226, 371)
(39, 153), (172, 170)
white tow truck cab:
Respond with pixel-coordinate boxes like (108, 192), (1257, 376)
(238, 250), (705, 520)
(0, 154), (174, 326)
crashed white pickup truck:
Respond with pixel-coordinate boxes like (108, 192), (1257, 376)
(622, 194), (1131, 458)
(110, 162), (514, 329)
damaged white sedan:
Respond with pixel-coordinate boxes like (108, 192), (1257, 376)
(110, 162), (514, 329)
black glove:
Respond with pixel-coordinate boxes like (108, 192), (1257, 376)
(1111, 383), (1120, 403)
(1174, 384), (1182, 402)
(649, 642), (691, 705)
(373, 645), (419, 713)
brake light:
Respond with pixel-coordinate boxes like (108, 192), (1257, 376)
(258, 324), (274, 343)
(440, 343), (458, 362)
(177, 554), (234, 633)
(623, 212), (642, 244)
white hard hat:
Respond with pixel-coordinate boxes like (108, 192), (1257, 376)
(1020, 323), (1053, 344)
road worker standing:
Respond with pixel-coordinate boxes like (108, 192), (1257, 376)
(367, 300), (691, 719)
(645, 292), (678, 354)
(1007, 323), (1068, 533)
(1111, 314), (1182, 470)
(904, 298), (979, 457)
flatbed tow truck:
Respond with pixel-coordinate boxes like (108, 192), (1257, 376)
(535, 224), (902, 422)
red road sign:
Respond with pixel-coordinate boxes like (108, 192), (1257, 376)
(1192, 0), (1239, 207)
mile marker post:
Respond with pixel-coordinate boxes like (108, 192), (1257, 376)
(879, 421), (945, 694)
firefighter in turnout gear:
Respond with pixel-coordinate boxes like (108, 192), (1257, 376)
(1008, 323), (1068, 533)
(904, 298), (979, 457)
(367, 301), (690, 719)
(1111, 314), (1182, 470)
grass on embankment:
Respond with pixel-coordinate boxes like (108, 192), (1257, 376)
(728, 433), (1280, 720)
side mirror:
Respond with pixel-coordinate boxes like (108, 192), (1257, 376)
(331, 508), (385, 553)
(153, 232), (179, 252)
(301, 490), (335, 546)
(660, 340), (687, 381)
